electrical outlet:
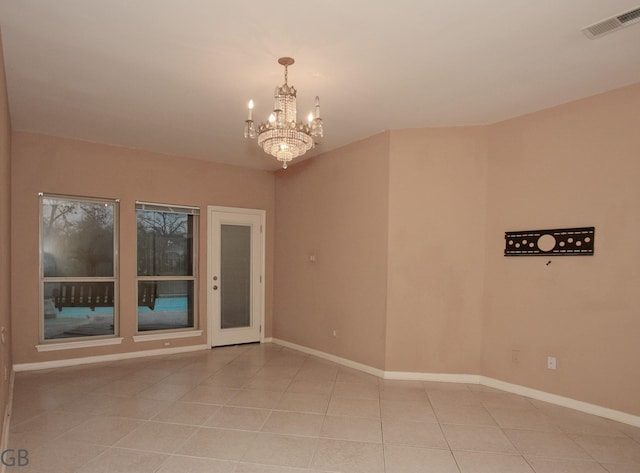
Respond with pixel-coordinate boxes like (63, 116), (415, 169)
(547, 356), (557, 370)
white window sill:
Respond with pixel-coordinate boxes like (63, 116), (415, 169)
(133, 330), (203, 343)
(36, 337), (124, 352)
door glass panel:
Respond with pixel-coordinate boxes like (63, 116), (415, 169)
(220, 224), (251, 329)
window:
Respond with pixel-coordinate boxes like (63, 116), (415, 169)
(40, 194), (118, 340)
(136, 202), (199, 332)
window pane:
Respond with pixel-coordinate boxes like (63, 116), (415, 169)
(137, 210), (194, 276)
(42, 198), (115, 277)
(138, 280), (194, 331)
(43, 282), (115, 339)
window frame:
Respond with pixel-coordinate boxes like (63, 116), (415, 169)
(39, 193), (120, 344)
(135, 201), (200, 335)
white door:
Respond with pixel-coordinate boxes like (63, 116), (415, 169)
(208, 207), (264, 347)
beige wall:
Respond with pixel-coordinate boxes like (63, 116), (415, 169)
(0, 29), (13, 444)
(273, 134), (390, 369)
(11, 132), (275, 364)
(385, 127), (488, 373)
(273, 83), (640, 417)
(483, 83), (640, 416)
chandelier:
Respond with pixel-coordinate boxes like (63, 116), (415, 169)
(244, 57), (323, 169)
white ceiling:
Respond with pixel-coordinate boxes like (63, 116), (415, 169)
(1, 1), (640, 170)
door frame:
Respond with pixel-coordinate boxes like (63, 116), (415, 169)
(207, 206), (265, 347)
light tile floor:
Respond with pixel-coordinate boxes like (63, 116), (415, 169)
(6, 343), (640, 472)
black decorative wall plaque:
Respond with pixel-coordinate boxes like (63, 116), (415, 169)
(504, 227), (595, 256)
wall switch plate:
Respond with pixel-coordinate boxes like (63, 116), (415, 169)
(512, 349), (520, 363)
(547, 356), (557, 370)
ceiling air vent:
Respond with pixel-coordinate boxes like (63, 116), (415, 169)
(582, 6), (640, 39)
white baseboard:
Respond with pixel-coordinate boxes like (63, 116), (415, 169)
(269, 338), (640, 428)
(13, 344), (209, 372)
(480, 376), (640, 428)
(1, 369), (15, 473)
(271, 338), (385, 378)
(384, 370), (482, 384)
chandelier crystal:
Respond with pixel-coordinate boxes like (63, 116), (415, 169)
(244, 57), (323, 169)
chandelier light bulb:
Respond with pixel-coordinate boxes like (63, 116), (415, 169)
(248, 100), (254, 120)
(308, 112), (314, 123)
